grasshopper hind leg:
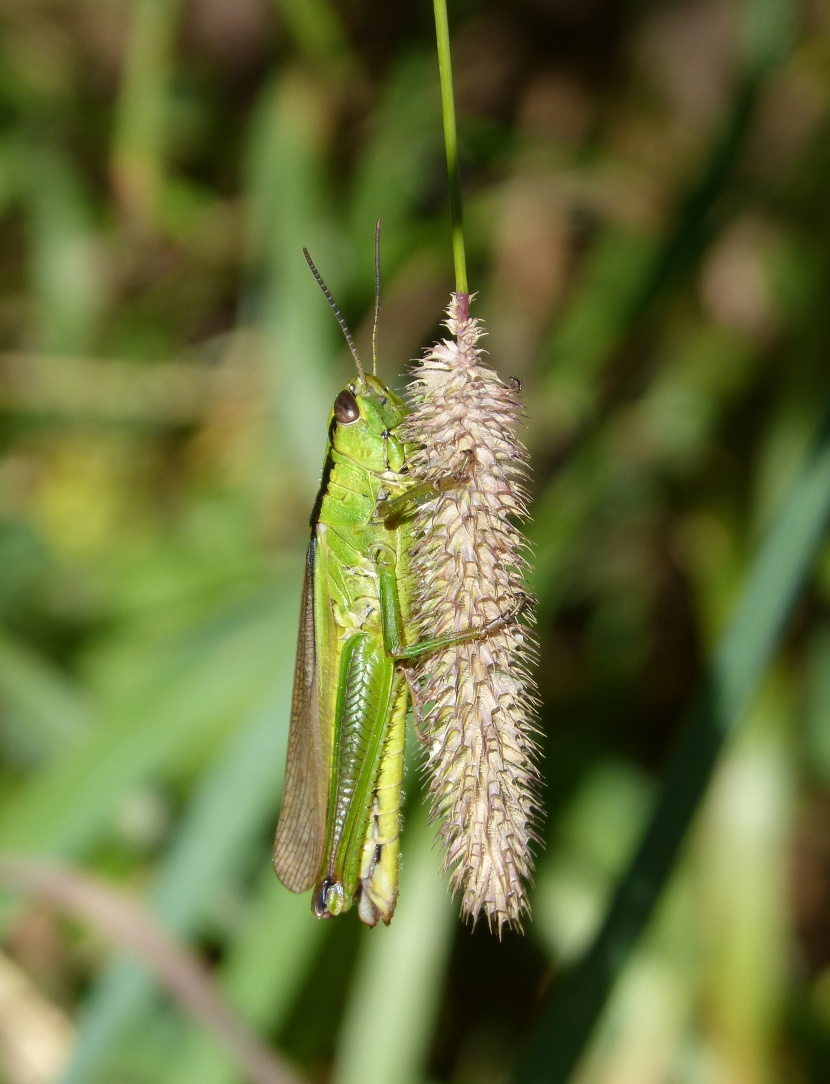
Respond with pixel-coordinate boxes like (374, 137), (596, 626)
(356, 674), (408, 926)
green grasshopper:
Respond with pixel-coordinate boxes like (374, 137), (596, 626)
(273, 228), (517, 925)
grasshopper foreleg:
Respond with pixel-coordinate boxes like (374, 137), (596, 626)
(374, 450), (474, 525)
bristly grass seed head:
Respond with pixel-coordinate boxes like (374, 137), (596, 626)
(402, 293), (541, 936)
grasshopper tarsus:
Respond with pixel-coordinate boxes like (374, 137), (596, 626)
(435, 448), (474, 491)
(476, 591), (533, 639)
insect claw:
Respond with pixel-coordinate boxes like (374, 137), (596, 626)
(434, 449), (475, 492)
(514, 590), (536, 614)
(453, 449), (475, 483)
(478, 592), (532, 637)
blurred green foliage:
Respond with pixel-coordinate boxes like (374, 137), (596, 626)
(1, 0), (830, 1082)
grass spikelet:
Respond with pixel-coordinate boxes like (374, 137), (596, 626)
(402, 292), (541, 935)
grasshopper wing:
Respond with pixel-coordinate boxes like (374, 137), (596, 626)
(273, 540), (328, 891)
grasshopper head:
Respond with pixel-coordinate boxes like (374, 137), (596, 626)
(346, 374), (406, 430)
(328, 375), (407, 473)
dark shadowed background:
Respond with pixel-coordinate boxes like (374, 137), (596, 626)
(1, 0), (830, 1081)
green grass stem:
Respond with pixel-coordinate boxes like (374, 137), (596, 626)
(432, 0), (467, 294)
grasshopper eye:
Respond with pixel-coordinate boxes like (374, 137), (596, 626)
(334, 389), (360, 424)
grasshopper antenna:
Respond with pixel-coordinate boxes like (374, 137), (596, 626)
(371, 217), (382, 376)
(303, 247), (365, 383)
